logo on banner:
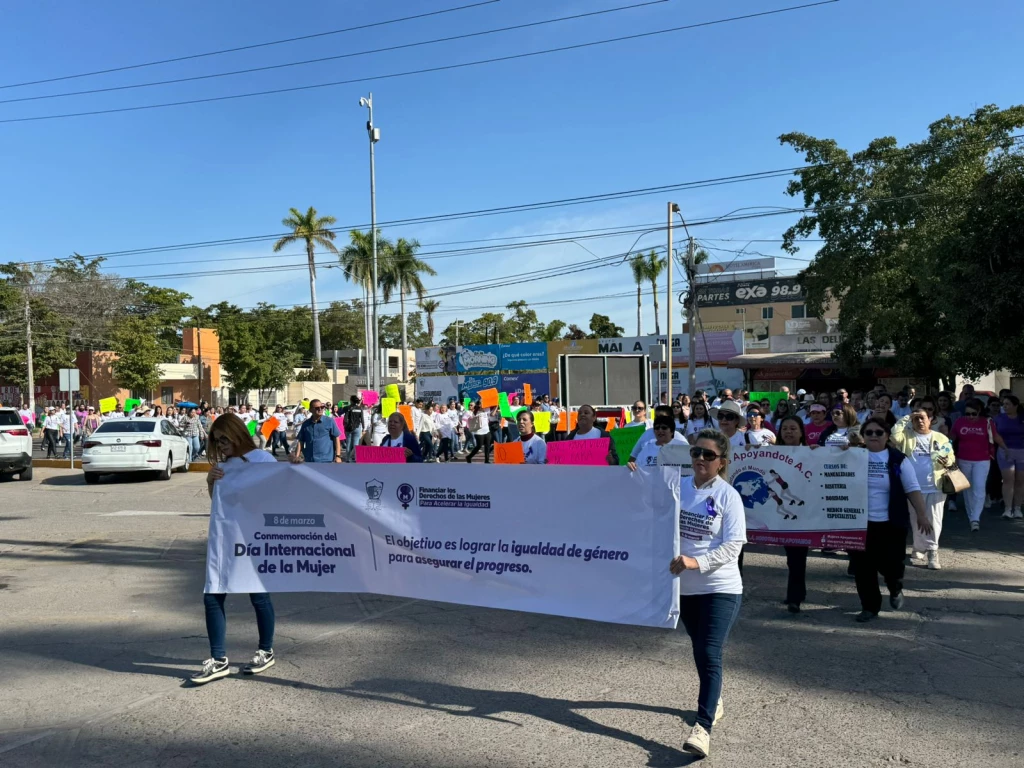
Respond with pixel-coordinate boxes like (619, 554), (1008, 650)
(397, 483), (415, 509)
(365, 478), (384, 511)
(459, 349), (498, 370)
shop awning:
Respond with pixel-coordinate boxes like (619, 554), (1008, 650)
(726, 352), (894, 369)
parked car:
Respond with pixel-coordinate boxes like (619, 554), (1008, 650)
(0, 407), (32, 481)
(81, 417), (190, 483)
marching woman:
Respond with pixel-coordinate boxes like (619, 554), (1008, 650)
(466, 402), (493, 463)
(193, 413), (278, 685)
(669, 428), (746, 759)
(628, 414), (687, 470)
(516, 410), (547, 464)
(995, 394), (1024, 519)
(685, 401), (716, 443)
(951, 397), (1004, 530)
(776, 416), (811, 613)
(380, 412), (424, 463)
(849, 417), (931, 623)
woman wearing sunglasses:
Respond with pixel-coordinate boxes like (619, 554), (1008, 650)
(849, 417), (931, 623)
(628, 414), (686, 470)
(669, 429), (746, 759)
(817, 404), (862, 448)
(193, 413), (279, 685)
(744, 406), (776, 446)
(951, 397), (1004, 530)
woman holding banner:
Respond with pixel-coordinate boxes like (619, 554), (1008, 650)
(516, 411), (547, 464)
(568, 404), (618, 465)
(777, 416), (811, 613)
(381, 412), (424, 463)
(670, 428), (746, 759)
(192, 413), (278, 685)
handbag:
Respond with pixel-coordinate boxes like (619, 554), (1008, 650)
(934, 439), (970, 494)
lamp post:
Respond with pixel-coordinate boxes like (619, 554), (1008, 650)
(359, 93), (381, 392)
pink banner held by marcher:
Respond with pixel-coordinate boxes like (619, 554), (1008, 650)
(356, 445), (405, 464)
(546, 438), (610, 466)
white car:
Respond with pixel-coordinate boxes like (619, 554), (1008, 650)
(0, 407), (33, 481)
(81, 417), (190, 483)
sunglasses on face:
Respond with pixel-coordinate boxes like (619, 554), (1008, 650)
(689, 447), (722, 461)
(654, 425), (672, 431)
(718, 413), (738, 421)
(312, 406), (326, 411)
(632, 405), (644, 411)
(863, 430), (886, 437)
(964, 411), (979, 417)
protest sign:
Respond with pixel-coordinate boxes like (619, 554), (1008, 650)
(748, 392), (788, 410)
(385, 384), (400, 401)
(207, 464), (680, 628)
(260, 419), (277, 442)
(247, 420), (258, 437)
(478, 388), (499, 408)
(301, 399), (310, 410)
(125, 398), (141, 413)
(360, 390), (380, 407)
(498, 392), (514, 418)
(523, 383), (533, 405)
(333, 417), (346, 441)
(728, 445), (868, 549)
(494, 441), (524, 465)
(547, 439), (610, 466)
(609, 425), (646, 465)
(381, 398), (397, 418)
(463, 397), (471, 411)
(98, 397), (117, 414)
(356, 446), (405, 464)
(398, 405), (415, 431)
(533, 411), (552, 434)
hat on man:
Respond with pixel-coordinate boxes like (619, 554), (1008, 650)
(796, 389), (807, 396)
(717, 400), (743, 418)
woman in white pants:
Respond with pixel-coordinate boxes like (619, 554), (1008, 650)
(890, 398), (954, 570)
(951, 398), (1004, 531)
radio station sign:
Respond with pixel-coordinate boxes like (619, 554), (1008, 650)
(693, 277), (803, 308)
(770, 334), (840, 353)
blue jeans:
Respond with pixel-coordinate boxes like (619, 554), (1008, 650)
(187, 435), (201, 459)
(203, 593), (275, 660)
(272, 431), (290, 455)
(344, 427), (362, 462)
(679, 593), (742, 731)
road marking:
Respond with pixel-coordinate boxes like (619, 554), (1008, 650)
(94, 511), (187, 517)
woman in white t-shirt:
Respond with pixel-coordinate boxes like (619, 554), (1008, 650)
(848, 417), (931, 624)
(466, 403), (493, 464)
(193, 413), (278, 686)
(743, 407), (776, 446)
(669, 427), (746, 759)
(568, 404), (618, 465)
(516, 411), (547, 464)
(628, 415), (686, 470)
(685, 401), (716, 441)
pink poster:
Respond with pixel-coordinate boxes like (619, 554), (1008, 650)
(333, 417), (346, 441)
(546, 438), (610, 466)
(355, 445), (405, 464)
(359, 390), (380, 407)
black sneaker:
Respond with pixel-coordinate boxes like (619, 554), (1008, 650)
(855, 610), (877, 623)
(889, 592), (905, 611)
(191, 657), (230, 685)
(243, 649), (275, 675)
(787, 603), (801, 614)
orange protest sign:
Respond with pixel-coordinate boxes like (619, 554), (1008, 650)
(557, 411), (568, 432)
(494, 441), (525, 464)
(478, 388), (499, 408)
(260, 419), (276, 442)
(571, 411), (578, 431)
(398, 404), (415, 431)
(523, 383), (533, 405)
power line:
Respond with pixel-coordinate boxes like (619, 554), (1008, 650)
(0, 1), (839, 124)
(0, 1), (499, 91)
(0, 1), (667, 106)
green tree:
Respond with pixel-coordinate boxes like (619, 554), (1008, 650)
(379, 312), (428, 351)
(536, 319), (566, 342)
(296, 360), (330, 382)
(779, 104), (1024, 379)
(381, 237), (436, 380)
(563, 324), (586, 340)
(320, 300), (366, 351)
(645, 249), (665, 335)
(588, 313), (624, 338)
(419, 298), (440, 345)
(220, 314), (299, 404)
(629, 253), (649, 336)
(340, 229), (393, 361)
(503, 300), (541, 342)
(273, 206), (340, 363)
(110, 317), (163, 395)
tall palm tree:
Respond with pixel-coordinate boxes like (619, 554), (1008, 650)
(419, 298), (440, 345)
(382, 238), (437, 380)
(646, 249), (665, 336)
(340, 229), (392, 370)
(273, 207), (339, 361)
(629, 252), (648, 336)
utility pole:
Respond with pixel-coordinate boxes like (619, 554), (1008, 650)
(667, 202), (678, 404)
(686, 236), (698, 395)
(195, 321), (203, 404)
(24, 294), (34, 414)
(360, 94), (381, 392)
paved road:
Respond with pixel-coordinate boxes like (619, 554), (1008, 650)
(1, 468), (1022, 767)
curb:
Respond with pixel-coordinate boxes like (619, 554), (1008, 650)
(30, 459), (214, 473)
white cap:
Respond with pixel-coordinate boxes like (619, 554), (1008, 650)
(796, 389), (807, 396)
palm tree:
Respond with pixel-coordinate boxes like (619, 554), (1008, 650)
(419, 298), (440, 345)
(646, 249), (665, 336)
(629, 253), (648, 336)
(273, 207), (339, 361)
(382, 238), (437, 380)
(340, 229), (392, 369)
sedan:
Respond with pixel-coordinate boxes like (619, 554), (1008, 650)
(81, 417), (190, 483)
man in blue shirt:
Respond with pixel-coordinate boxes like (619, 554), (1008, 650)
(290, 399), (342, 464)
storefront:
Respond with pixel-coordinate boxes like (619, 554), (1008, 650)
(727, 352), (896, 393)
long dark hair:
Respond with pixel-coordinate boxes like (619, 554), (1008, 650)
(776, 415), (807, 446)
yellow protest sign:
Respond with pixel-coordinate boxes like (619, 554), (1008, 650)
(382, 397), (397, 418)
(98, 397), (117, 414)
(385, 384), (400, 401)
(301, 399), (311, 410)
(533, 411), (552, 434)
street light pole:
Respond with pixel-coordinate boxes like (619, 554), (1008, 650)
(667, 202), (678, 405)
(360, 93), (381, 392)
(687, 236), (697, 395)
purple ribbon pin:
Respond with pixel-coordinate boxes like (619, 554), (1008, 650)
(705, 497), (718, 519)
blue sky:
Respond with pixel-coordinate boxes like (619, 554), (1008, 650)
(1, 0), (1021, 338)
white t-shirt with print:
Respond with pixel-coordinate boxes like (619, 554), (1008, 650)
(573, 427), (603, 440)
(910, 433), (937, 492)
(745, 428), (776, 446)
(520, 434), (547, 464)
(634, 435), (687, 468)
(677, 475), (746, 595)
(867, 449), (921, 522)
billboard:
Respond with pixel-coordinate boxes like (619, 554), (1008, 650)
(414, 346), (457, 375)
(695, 257), (775, 278)
(460, 374), (501, 400)
(456, 345), (500, 373)
(500, 373), (552, 400)
(770, 334), (840, 353)
(599, 333), (743, 364)
(545, 339), (598, 370)
(655, 366), (744, 394)
(694, 276), (804, 307)
(498, 343), (548, 371)
(415, 375), (460, 403)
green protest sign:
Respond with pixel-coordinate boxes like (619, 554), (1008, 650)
(748, 392), (789, 410)
(608, 425), (646, 466)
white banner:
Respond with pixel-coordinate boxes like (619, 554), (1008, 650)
(727, 445), (868, 549)
(415, 375), (460, 402)
(207, 465), (680, 628)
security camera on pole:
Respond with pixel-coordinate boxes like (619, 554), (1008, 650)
(359, 94), (381, 393)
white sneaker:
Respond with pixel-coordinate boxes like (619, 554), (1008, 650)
(1014, 508), (1024, 519)
(1002, 509), (1014, 520)
(714, 698), (724, 725)
(190, 657), (230, 685)
(970, 521), (980, 532)
(684, 723), (711, 758)
(927, 551), (942, 570)
(910, 551), (926, 564)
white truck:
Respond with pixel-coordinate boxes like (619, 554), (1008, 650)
(0, 407), (33, 481)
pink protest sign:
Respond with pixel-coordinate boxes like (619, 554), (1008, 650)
(546, 438), (610, 466)
(359, 390), (380, 407)
(333, 417), (346, 441)
(356, 445), (405, 464)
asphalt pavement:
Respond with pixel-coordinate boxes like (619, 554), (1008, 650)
(1, 468), (1022, 767)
